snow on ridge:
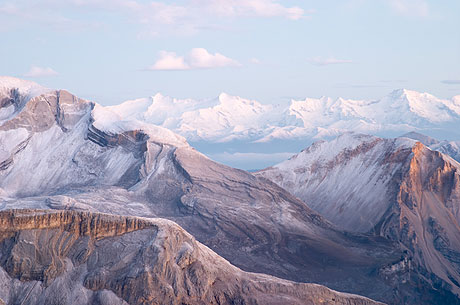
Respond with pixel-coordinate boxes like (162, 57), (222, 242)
(92, 103), (189, 148)
(0, 76), (51, 100)
(273, 132), (417, 172)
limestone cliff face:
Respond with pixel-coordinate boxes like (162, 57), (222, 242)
(0, 210), (383, 305)
(377, 142), (460, 297)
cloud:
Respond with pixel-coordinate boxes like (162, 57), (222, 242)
(0, 1), (102, 31)
(149, 48), (241, 70)
(250, 58), (261, 64)
(441, 80), (460, 85)
(308, 57), (353, 66)
(198, 0), (306, 20)
(24, 66), (59, 77)
(0, 0), (310, 35)
(387, 0), (429, 17)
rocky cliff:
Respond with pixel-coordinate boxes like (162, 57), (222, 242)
(0, 210), (383, 305)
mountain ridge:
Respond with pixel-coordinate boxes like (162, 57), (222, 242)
(257, 133), (460, 300)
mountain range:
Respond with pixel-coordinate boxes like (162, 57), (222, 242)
(1, 76), (460, 304)
(98, 85), (460, 169)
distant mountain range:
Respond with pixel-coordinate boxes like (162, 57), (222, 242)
(106, 89), (460, 143)
(4, 76), (458, 169)
(101, 85), (460, 169)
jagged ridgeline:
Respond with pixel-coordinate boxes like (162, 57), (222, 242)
(0, 77), (459, 304)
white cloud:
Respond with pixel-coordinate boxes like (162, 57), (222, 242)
(24, 66), (59, 77)
(0, 1), (310, 35)
(308, 57), (353, 66)
(149, 51), (189, 70)
(198, 0), (306, 20)
(387, 0), (429, 17)
(149, 48), (241, 70)
(250, 58), (261, 64)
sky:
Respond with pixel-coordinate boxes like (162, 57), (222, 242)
(0, 0), (459, 106)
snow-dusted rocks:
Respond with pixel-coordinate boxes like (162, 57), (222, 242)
(257, 133), (416, 232)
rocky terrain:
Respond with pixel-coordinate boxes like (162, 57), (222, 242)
(257, 133), (460, 303)
(0, 77), (459, 304)
(0, 209), (384, 305)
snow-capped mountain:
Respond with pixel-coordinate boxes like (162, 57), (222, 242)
(107, 89), (460, 144)
(102, 88), (460, 169)
(106, 92), (281, 143)
(257, 133), (460, 300)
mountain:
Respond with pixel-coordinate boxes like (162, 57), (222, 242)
(103, 88), (460, 169)
(107, 89), (460, 144)
(0, 78), (396, 303)
(257, 133), (460, 301)
(0, 77), (459, 304)
(0, 209), (383, 305)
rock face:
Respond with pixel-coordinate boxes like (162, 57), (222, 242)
(0, 209), (383, 305)
(403, 131), (460, 162)
(0, 79), (458, 304)
(257, 133), (460, 303)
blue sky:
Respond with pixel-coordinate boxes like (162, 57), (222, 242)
(1, 0), (459, 105)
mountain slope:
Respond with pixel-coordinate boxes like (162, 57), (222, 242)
(0, 209), (383, 305)
(257, 133), (460, 300)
